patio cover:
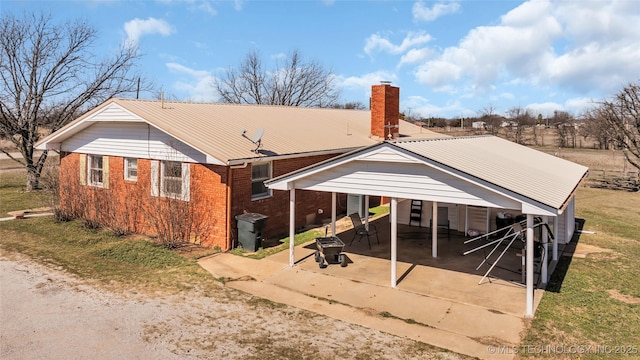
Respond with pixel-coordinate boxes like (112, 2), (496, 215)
(266, 136), (589, 316)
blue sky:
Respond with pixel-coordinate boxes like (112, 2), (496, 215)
(3, 0), (640, 118)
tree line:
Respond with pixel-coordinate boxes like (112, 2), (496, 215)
(2, 11), (640, 193)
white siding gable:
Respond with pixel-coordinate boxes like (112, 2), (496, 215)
(356, 147), (420, 163)
(293, 160), (522, 209)
(61, 122), (212, 163)
(87, 103), (143, 122)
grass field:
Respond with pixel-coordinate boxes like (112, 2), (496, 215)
(521, 188), (640, 359)
(1, 154), (639, 359)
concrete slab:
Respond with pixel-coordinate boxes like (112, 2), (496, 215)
(196, 218), (553, 359)
(199, 249), (526, 359)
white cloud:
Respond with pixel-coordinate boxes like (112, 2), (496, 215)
(196, 2), (217, 15)
(524, 102), (564, 118)
(412, 0), (640, 99)
(398, 48), (432, 67)
(412, 1), (460, 22)
(339, 71), (398, 93)
(124, 17), (174, 45)
(166, 63), (216, 102)
(364, 31), (432, 56)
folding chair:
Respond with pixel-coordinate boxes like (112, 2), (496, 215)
(348, 212), (379, 249)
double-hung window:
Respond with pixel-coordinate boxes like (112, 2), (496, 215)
(124, 158), (138, 181)
(80, 154), (109, 189)
(251, 162), (271, 200)
(162, 161), (183, 198)
(88, 155), (104, 186)
(151, 160), (190, 201)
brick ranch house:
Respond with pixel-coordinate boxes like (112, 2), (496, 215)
(36, 84), (440, 249)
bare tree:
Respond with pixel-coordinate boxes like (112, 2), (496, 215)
(478, 104), (502, 135)
(0, 13), (145, 190)
(580, 108), (617, 150)
(214, 49), (340, 107)
(551, 110), (577, 148)
(597, 82), (640, 171)
(504, 106), (534, 145)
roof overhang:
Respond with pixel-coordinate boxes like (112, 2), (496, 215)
(267, 141), (574, 216)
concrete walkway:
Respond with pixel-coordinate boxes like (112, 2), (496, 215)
(198, 239), (540, 359)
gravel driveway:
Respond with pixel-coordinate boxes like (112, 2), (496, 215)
(0, 251), (462, 359)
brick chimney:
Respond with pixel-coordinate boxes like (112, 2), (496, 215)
(370, 83), (400, 140)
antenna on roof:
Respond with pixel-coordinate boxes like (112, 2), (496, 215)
(241, 128), (265, 153)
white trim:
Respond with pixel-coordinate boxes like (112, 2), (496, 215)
(124, 157), (138, 181)
(87, 154), (104, 187)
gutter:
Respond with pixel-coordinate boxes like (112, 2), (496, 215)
(226, 147), (361, 166)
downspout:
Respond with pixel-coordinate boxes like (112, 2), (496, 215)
(226, 162), (249, 251)
(226, 166), (233, 251)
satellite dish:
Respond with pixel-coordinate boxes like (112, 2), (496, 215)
(251, 128), (264, 144)
(241, 128), (265, 153)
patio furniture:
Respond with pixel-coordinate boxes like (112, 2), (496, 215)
(429, 206), (450, 241)
(348, 212), (379, 249)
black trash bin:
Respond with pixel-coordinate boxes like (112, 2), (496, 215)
(235, 213), (268, 252)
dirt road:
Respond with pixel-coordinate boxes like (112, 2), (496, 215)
(0, 252), (461, 359)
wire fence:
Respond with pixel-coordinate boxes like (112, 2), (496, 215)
(584, 169), (639, 191)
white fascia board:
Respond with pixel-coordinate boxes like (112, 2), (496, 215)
(227, 147), (360, 167)
(36, 102), (137, 150)
(265, 145), (380, 190)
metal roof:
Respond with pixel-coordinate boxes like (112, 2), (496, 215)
(36, 98), (442, 164)
(392, 136), (588, 209)
(267, 136), (589, 211)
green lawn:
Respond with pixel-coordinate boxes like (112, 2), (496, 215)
(1, 169), (638, 358)
(521, 188), (640, 359)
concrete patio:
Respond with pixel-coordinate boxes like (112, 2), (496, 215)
(198, 215), (553, 359)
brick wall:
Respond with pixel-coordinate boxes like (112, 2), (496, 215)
(59, 153), (231, 249)
(59, 152), (347, 251)
(370, 84), (400, 140)
(229, 154), (347, 246)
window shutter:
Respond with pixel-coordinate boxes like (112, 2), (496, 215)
(79, 154), (87, 185)
(151, 160), (159, 197)
(181, 163), (190, 202)
(102, 156), (109, 189)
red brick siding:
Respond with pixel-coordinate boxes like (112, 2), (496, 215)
(229, 154), (347, 244)
(371, 84), (400, 140)
(59, 153), (231, 249)
(59, 152), (346, 250)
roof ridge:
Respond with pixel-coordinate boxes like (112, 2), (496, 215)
(113, 98), (370, 112)
(388, 134), (492, 144)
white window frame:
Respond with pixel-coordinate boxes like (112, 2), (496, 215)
(156, 161), (190, 201)
(251, 162), (272, 200)
(124, 158), (138, 181)
(88, 155), (104, 187)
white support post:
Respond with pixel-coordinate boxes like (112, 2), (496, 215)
(552, 216), (559, 261)
(525, 214), (534, 318)
(391, 197), (398, 288)
(289, 189), (296, 268)
(331, 192), (337, 236)
(432, 202), (438, 258)
(464, 205), (469, 235)
(364, 195), (370, 230)
(486, 207), (491, 234)
(541, 215), (548, 285)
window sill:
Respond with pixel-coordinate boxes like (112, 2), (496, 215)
(251, 193), (272, 201)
